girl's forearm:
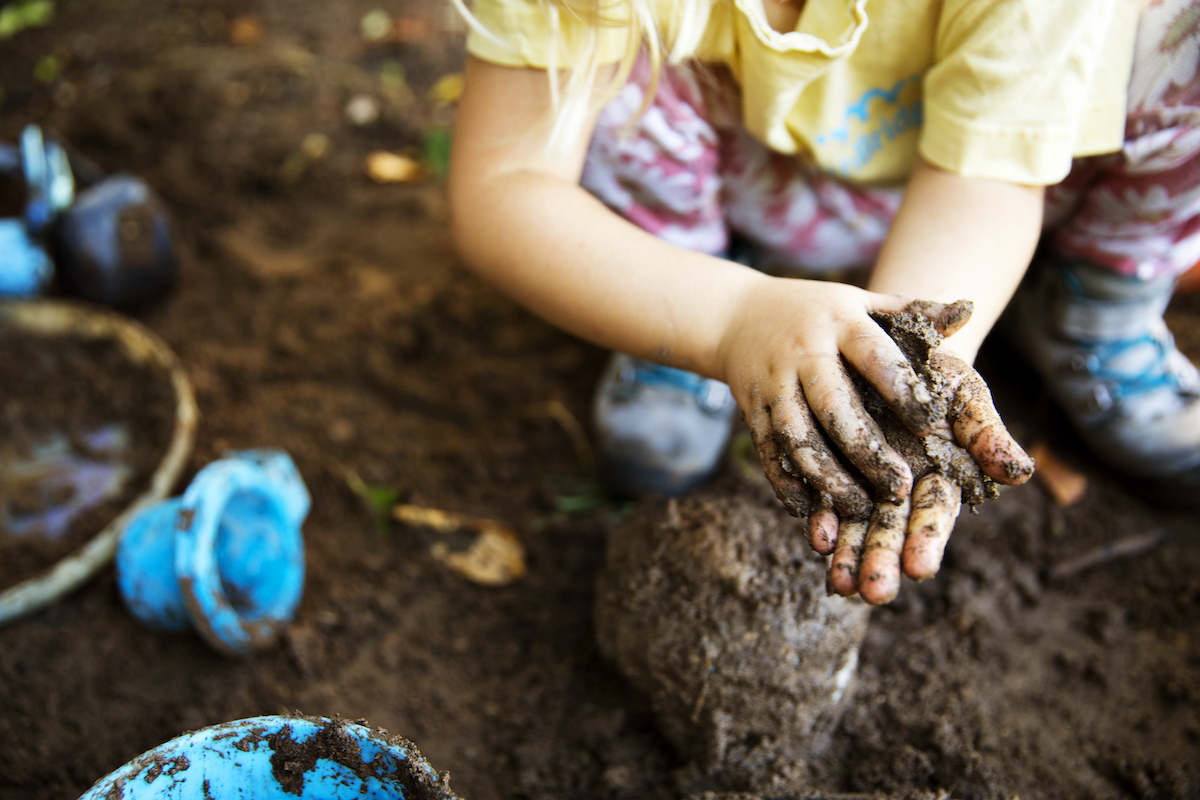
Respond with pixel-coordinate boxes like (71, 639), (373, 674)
(448, 58), (763, 380)
(868, 158), (1045, 362)
(452, 166), (770, 378)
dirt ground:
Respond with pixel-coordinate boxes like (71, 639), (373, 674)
(1, 1), (1199, 798)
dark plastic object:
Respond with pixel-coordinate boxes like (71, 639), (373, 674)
(55, 173), (177, 306)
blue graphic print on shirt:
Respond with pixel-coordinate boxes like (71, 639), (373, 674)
(815, 73), (923, 178)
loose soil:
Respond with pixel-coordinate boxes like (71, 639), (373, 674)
(1, 3), (1198, 799)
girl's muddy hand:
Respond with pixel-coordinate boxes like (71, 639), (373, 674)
(930, 350), (1036, 486)
(853, 474), (960, 604)
(843, 311), (1035, 604)
(725, 279), (952, 543)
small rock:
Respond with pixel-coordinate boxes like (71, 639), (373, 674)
(366, 151), (422, 184)
(602, 765), (637, 793)
(345, 94), (380, 127)
(327, 419), (355, 443)
(360, 9), (392, 42)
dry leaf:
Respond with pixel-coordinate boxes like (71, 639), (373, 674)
(366, 151), (422, 184)
(300, 133), (331, 161)
(228, 15), (265, 46)
(393, 504), (528, 586)
(1030, 442), (1088, 507)
(393, 503), (466, 531)
(389, 16), (430, 43)
(430, 520), (527, 586)
(428, 73), (464, 107)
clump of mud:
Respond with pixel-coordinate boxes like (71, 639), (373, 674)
(868, 302), (998, 507)
(260, 718), (460, 798)
(594, 479), (870, 793)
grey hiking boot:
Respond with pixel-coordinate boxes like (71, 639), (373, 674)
(594, 353), (738, 497)
(1007, 258), (1200, 496)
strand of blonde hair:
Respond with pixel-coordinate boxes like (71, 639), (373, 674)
(456, 0), (716, 153)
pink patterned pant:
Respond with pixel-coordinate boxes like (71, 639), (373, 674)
(580, 0), (1200, 283)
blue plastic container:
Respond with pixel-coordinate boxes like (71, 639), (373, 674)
(116, 450), (309, 655)
(0, 125), (72, 298)
(79, 715), (459, 800)
(0, 218), (54, 296)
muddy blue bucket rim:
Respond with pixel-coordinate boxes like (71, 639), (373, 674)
(175, 450), (308, 655)
(79, 714), (460, 800)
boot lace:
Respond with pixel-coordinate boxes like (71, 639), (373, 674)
(617, 359), (731, 413)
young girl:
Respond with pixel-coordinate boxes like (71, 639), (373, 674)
(447, 0), (1200, 604)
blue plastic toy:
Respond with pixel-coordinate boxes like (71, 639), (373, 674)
(78, 714), (459, 800)
(116, 450), (309, 656)
(55, 170), (177, 306)
(0, 123), (177, 305)
(0, 125), (72, 297)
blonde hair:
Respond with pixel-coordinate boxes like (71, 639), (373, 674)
(454, 0), (718, 151)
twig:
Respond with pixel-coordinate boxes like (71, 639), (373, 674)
(1047, 529), (1168, 581)
(691, 654), (713, 725)
(523, 399), (595, 477)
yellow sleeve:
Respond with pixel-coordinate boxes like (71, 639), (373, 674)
(464, 0), (632, 70)
(919, 0), (1138, 185)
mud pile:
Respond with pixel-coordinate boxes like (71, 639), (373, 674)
(594, 482), (870, 792)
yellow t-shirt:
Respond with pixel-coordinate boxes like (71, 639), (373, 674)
(466, 0), (1139, 187)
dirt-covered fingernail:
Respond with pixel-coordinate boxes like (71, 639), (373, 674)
(809, 506), (839, 554)
(860, 548), (902, 604)
(973, 429), (1036, 485)
(829, 554), (860, 596)
(903, 298), (974, 336)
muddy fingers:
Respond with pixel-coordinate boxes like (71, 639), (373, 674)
(829, 517), (869, 596)
(903, 473), (961, 580)
(801, 358), (913, 501)
(858, 496), (911, 604)
(768, 389), (873, 520)
(901, 298), (974, 338)
(729, 289), (1029, 603)
(746, 402), (811, 518)
(840, 318), (941, 436)
(931, 351), (1035, 486)
(809, 503), (839, 555)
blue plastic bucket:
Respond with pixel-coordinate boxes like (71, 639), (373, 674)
(116, 450), (309, 655)
(79, 715), (459, 799)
